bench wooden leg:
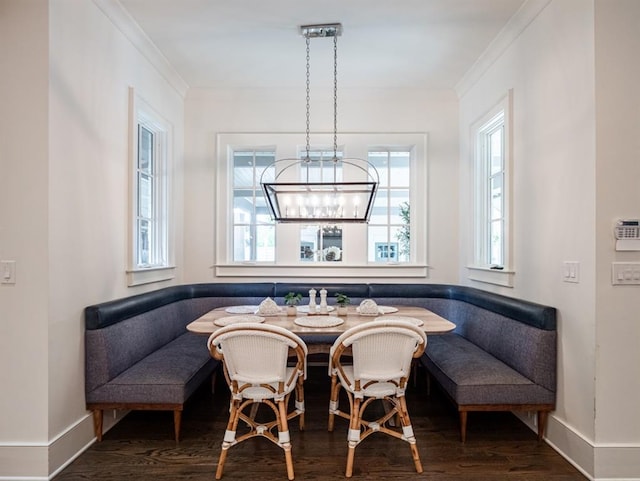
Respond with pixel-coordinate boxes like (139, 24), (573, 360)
(174, 410), (182, 442)
(92, 410), (103, 442)
(459, 410), (467, 443)
(537, 410), (548, 441)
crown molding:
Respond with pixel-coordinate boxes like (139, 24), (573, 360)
(92, 0), (189, 98)
(455, 0), (552, 98)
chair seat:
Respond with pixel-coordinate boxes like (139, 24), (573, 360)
(338, 366), (401, 398)
(238, 367), (298, 401)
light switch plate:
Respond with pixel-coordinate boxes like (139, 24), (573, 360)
(563, 261), (580, 283)
(612, 262), (640, 285)
(1, 260), (16, 284)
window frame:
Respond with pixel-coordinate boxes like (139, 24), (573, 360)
(127, 88), (175, 286)
(215, 132), (428, 278)
(367, 148), (412, 264)
(231, 149), (276, 262)
(467, 91), (514, 287)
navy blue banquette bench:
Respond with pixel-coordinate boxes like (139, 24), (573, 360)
(84, 283), (556, 443)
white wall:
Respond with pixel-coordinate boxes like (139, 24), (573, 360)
(183, 87), (460, 284)
(460, 0), (640, 478)
(0, 0), (51, 477)
(593, 1), (640, 478)
(0, 0), (186, 477)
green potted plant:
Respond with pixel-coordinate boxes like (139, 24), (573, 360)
(335, 293), (351, 315)
(284, 292), (303, 315)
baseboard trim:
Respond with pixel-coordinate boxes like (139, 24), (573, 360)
(0, 409), (127, 479)
(516, 412), (640, 481)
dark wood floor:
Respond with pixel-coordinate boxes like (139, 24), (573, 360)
(56, 364), (586, 480)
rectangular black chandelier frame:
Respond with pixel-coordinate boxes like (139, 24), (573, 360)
(262, 180), (378, 223)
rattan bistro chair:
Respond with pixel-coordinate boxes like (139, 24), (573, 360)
(328, 320), (427, 477)
(207, 323), (307, 480)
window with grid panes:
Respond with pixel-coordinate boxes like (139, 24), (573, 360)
(134, 120), (167, 268)
(297, 150), (344, 262)
(217, 132), (427, 278)
(367, 150), (411, 263)
(232, 150), (276, 262)
(475, 111), (505, 267)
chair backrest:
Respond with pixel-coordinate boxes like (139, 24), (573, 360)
(330, 320), (426, 385)
(208, 323), (307, 389)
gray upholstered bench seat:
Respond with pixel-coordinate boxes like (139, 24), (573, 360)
(86, 333), (213, 405)
(424, 335), (555, 406)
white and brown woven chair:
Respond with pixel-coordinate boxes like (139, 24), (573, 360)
(328, 320), (427, 477)
(207, 323), (307, 480)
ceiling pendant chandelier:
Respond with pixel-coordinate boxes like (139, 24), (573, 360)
(261, 23), (379, 223)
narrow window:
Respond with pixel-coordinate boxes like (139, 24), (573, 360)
(232, 150), (275, 262)
(134, 118), (167, 268)
(472, 95), (511, 271)
(476, 111), (505, 267)
(367, 150), (411, 263)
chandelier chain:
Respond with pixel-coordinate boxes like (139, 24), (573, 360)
(333, 34), (338, 162)
(305, 35), (311, 161)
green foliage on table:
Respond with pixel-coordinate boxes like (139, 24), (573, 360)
(284, 292), (303, 306)
(335, 293), (351, 306)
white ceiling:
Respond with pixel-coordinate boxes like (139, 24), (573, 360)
(117, 0), (527, 91)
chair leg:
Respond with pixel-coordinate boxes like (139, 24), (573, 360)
(92, 410), (103, 442)
(215, 447), (229, 480)
(345, 396), (362, 478)
(296, 377), (305, 431)
(216, 399), (241, 480)
(328, 374), (341, 432)
(277, 399), (295, 481)
(398, 396), (423, 474)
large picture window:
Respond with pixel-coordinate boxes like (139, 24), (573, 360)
(216, 133), (427, 278)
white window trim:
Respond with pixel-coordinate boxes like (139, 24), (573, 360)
(215, 132), (428, 278)
(367, 148), (412, 264)
(467, 90), (514, 288)
(127, 87), (175, 286)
